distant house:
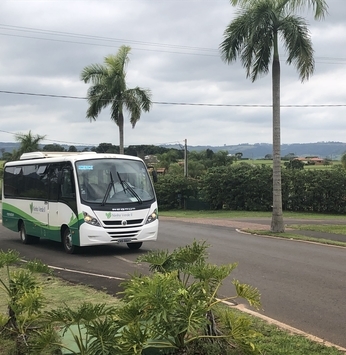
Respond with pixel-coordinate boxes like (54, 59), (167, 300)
(144, 155), (159, 164)
(156, 168), (166, 175)
(308, 157), (325, 165)
(293, 157), (327, 165)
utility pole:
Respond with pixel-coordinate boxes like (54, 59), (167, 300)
(184, 139), (188, 177)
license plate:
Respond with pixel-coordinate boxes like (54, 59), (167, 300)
(117, 238), (133, 243)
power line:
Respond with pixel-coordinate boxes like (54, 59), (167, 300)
(0, 24), (216, 53)
(0, 129), (98, 146)
(0, 23), (346, 63)
(0, 90), (85, 100)
(0, 129), (184, 148)
(0, 33), (217, 57)
(0, 24), (218, 57)
(1, 90), (346, 108)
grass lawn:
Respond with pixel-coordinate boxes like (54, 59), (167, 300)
(289, 224), (346, 234)
(236, 159), (340, 170)
(159, 209), (346, 220)
(0, 269), (119, 316)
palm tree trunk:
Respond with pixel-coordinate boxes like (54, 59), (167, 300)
(271, 40), (285, 233)
(118, 112), (124, 154)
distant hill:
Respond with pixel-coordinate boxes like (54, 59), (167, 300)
(1, 141), (346, 160)
(160, 142), (346, 160)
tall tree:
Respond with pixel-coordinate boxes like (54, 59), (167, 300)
(220, 0), (327, 232)
(42, 143), (65, 152)
(12, 130), (46, 160)
(81, 45), (152, 154)
(341, 153), (346, 169)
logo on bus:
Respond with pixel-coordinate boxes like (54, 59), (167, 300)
(30, 202), (46, 214)
(105, 212), (133, 219)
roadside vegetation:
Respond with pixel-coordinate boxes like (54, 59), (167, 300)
(154, 164), (346, 215)
(159, 210), (345, 220)
(0, 247), (344, 355)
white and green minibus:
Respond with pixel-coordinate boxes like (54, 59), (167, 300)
(2, 151), (158, 253)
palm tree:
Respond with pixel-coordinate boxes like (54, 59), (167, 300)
(81, 45), (152, 154)
(341, 153), (346, 169)
(220, 0), (327, 232)
(12, 130), (46, 160)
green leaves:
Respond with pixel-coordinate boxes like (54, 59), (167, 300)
(0, 251), (50, 354)
(201, 164), (273, 211)
(0, 246), (262, 354)
(154, 174), (199, 210)
(233, 280), (262, 310)
(41, 303), (119, 355)
(25, 259), (52, 275)
(216, 306), (261, 354)
(0, 249), (20, 268)
(132, 241), (261, 352)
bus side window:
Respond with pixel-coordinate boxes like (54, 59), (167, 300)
(61, 169), (75, 199)
(48, 165), (60, 201)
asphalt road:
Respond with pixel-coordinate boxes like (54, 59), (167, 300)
(0, 220), (345, 349)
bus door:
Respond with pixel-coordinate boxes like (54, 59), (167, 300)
(57, 165), (78, 238)
(45, 164), (61, 241)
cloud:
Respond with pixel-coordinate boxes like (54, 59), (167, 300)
(0, 0), (345, 148)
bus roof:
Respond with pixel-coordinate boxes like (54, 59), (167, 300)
(19, 151), (98, 160)
(4, 151), (143, 166)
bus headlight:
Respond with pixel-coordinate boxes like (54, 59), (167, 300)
(83, 212), (101, 227)
(146, 209), (158, 224)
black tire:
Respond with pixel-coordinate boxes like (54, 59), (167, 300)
(62, 228), (76, 254)
(127, 242), (143, 250)
(19, 222), (39, 244)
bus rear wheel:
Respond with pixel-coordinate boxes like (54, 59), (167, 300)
(127, 242), (143, 250)
(62, 228), (76, 254)
(19, 222), (39, 244)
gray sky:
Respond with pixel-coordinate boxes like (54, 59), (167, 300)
(1, 0), (346, 149)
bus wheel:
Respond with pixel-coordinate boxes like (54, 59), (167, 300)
(19, 222), (39, 244)
(127, 242), (143, 250)
(62, 228), (75, 254)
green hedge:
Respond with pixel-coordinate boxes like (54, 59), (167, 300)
(154, 164), (346, 213)
(154, 175), (199, 210)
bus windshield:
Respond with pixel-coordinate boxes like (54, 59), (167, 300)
(75, 158), (155, 204)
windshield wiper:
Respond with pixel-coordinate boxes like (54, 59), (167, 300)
(117, 172), (142, 204)
(101, 172), (116, 206)
(117, 172), (126, 193)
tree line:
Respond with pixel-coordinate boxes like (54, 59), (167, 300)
(0, 132), (184, 162)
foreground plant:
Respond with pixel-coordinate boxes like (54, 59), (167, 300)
(0, 250), (55, 354)
(0, 244), (262, 354)
(34, 302), (119, 355)
(117, 240), (262, 354)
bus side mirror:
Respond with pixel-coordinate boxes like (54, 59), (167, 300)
(152, 170), (158, 183)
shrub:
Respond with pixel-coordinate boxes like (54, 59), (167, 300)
(201, 164), (272, 211)
(118, 241), (262, 354)
(154, 175), (199, 210)
(155, 164), (346, 213)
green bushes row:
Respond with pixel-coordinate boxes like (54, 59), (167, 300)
(154, 164), (346, 213)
